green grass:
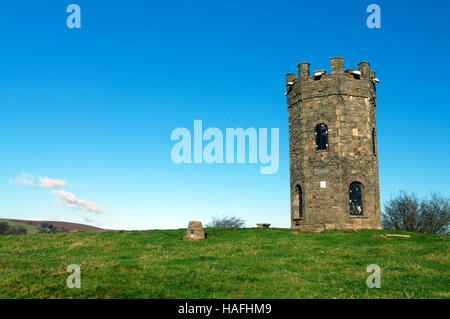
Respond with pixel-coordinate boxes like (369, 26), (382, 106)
(0, 228), (448, 298)
(0, 219), (43, 234)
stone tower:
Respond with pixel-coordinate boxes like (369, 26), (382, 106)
(286, 57), (381, 231)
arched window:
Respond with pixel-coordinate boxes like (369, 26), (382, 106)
(315, 123), (328, 150)
(295, 185), (303, 218)
(372, 128), (376, 155)
(349, 182), (363, 215)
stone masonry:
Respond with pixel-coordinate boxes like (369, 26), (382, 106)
(286, 57), (382, 231)
(186, 221), (206, 240)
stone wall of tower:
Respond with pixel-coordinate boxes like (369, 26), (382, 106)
(286, 57), (381, 231)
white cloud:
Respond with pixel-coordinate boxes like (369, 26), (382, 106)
(10, 172), (67, 188)
(52, 190), (104, 214)
(38, 176), (67, 188)
(10, 172), (35, 187)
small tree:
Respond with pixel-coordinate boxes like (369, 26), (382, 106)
(7, 226), (27, 235)
(41, 222), (50, 228)
(0, 222), (9, 235)
(382, 191), (449, 234)
(419, 193), (450, 234)
(382, 192), (420, 232)
(206, 215), (246, 228)
(0, 222), (27, 235)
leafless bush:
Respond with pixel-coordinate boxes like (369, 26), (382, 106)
(382, 192), (449, 234)
(206, 215), (246, 228)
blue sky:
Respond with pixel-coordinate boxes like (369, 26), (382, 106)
(0, 0), (449, 230)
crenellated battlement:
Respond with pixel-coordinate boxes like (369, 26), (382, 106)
(286, 57), (378, 87)
(285, 57), (379, 107)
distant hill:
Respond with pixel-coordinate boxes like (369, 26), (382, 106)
(0, 218), (104, 233)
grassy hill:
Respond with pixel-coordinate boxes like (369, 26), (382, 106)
(0, 218), (104, 233)
(0, 228), (448, 298)
(0, 219), (44, 234)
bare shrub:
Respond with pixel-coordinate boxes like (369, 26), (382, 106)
(382, 191), (449, 234)
(206, 216), (246, 228)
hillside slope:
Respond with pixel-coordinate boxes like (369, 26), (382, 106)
(0, 220), (43, 234)
(0, 228), (448, 298)
(0, 218), (104, 232)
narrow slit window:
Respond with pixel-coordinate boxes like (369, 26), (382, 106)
(372, 128), (376, 155)
(295, 185), (303, 218)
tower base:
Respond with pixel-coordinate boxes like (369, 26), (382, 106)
(292, 222), (382, 232)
